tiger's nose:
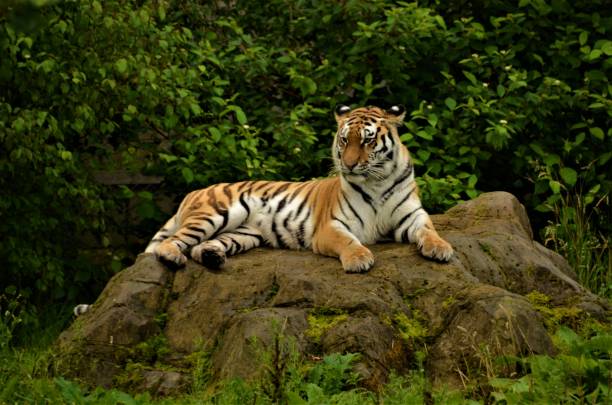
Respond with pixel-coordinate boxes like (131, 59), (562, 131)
(345, 162), (357, 171)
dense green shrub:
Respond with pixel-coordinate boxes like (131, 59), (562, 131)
(0, 0), (610, 327)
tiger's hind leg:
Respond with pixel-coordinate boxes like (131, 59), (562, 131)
(191, 226), (265, 269)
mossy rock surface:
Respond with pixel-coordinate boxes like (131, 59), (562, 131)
(56, 192), (610, 395)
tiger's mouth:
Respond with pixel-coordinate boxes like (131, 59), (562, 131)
(341, 168), (369, 178)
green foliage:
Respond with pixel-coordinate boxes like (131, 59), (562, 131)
(490, 327), (612, 404)
(1, 0), (610, 330)
(543, 192), (611, 297)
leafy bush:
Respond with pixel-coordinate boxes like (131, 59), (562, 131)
(1, 0), (610, 325)
(491, 327), (612, 404)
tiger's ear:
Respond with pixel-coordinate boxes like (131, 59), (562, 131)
(334, 105), (351, 123)
(385, 105), (406, 125)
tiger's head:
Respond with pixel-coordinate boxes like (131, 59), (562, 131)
(333, 105), (406, 182)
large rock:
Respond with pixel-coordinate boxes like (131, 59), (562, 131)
(56, 192), (609, 394)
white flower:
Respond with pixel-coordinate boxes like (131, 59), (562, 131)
(504, 65), (512, 71)
(499, 119), (508, 125)
(483, 83), (489, 88)
(243, 124), (250, 129)
(427, 104), (433, 110)
(472, 53), (479, 58)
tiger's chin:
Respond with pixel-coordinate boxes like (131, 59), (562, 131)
(341, 171), (369, 182)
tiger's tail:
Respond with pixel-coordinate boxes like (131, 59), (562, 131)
(144, 214), (179, 254)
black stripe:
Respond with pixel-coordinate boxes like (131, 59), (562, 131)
(186, 225), (206, 234)
(378, 134), (389, 154)
(406, 211), (425, 234)
(193, 216), (215, 228)
(271, 220), (289, 249)
(175, 239), (188, 249)
(272, 182), (291, 197)
(233, 230), (265, 246)
(293, 187), (314, 220)
(395, 206), (422, 231)
(388, 131), (396, 147)
(252, 233), (266, 246)
(218, 238), (229, 249)
(382, 165), (413, 201)
(287, 182), (310, 204)
(252, 181), (271, 192)
(276, 194), (289, 212)
(222, 184), (232, 200)
(182, 231), (202, 242)
(233, 230), (258, 238)
(227, 236), (242, 254)
(391, 185), (416, 214)
(282, 212), (298, 247)
(259, 183), (277, 196)
(210, 209), (229, 239)
(239, 193), (250, 218)
(347, 180), (375, 210)
(296, 210), (310, 248)
(338, 200), (349, 219)
(237, 181), (254, 192)
(342, 194), (364, 227)
(332, 215), (352, 233)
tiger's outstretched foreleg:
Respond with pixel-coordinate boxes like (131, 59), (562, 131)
(312, 224), (374, 273)
(191, 226), (265, 269)
(392, 205), (454, 261)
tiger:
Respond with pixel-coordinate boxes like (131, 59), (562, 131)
(144, 104), (454, 273)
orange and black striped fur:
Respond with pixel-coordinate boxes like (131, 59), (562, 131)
(146, 105), (454, 272)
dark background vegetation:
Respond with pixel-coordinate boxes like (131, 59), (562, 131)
(1, 0), (610, 337)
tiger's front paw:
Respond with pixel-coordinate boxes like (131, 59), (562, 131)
(419, 233), (454, 262)
(340, 245), (375, 273)
(156, 242), (187, 269)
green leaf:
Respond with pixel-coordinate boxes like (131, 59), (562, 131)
(589, 127), (604, 140)
(559, 167), (577, 187)
(462, 70), (478, 85)
(459, 146), (471, 155)
(234, 107), (247, 125)
(496, 85), (505, 97)
(600, 40), (612, 56)
(444, 97), (456, 110)
(115, 58), (128, 74)
(208, 127), (222, 142)
(587, 49), (602, 61)
(579, 31), (588, 46)
(549, 180), (561, 194)
(181, 167), (194, 184)
(38, 59), (56, 73)
(543, 154), (560, 166)
(467, 174), (477, 188)
(416, 130), (432, 140)
(427, 114), (438, 128)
